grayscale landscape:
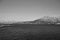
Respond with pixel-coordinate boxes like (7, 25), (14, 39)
(0, 16), (60, 40)
(0, 0), (60, 40)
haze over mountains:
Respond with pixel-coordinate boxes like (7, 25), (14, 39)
(0, 0), (60, 22)
(33, 16), (60, 24)
(0, 16), (60, 24)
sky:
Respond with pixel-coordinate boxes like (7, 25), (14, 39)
(0, 0), (60, 22)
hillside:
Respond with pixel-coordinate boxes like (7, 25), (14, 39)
(33, 16), (60, 24)
(0, 16), (60, 25)
(18, 16), (60, 24)
(22, 16), (60, 24)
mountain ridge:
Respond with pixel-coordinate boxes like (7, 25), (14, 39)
(0, 16), (60, 24)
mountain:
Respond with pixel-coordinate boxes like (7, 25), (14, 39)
(33, 16), (60, 24)
(7, 16), (60, 24)
(0, 16), (60, 27)
(17, 16), (60, 24)
(0, 16), (60, 24)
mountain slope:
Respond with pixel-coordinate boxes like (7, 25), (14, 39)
(0, 16), (60, 24)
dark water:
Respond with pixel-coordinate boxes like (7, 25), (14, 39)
(0, 24), (60, 40)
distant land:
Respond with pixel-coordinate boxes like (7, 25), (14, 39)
(0, 16), (60, 25)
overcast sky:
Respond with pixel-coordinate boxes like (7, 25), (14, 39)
(0, 0), (60, 22)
